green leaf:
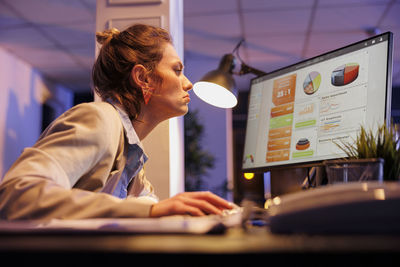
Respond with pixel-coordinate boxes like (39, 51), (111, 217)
(335, 122), (400, 181)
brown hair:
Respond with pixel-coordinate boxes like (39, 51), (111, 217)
(92, 24), (172, 120)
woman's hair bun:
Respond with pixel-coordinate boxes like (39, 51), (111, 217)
(96, 28), (120, 45)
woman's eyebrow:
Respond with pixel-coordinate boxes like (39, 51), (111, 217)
(173, 61), (183, 68)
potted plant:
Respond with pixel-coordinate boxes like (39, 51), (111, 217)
(327, 123), (400, 182)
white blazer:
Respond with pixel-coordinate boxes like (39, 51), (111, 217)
(0, 102), (157, 220)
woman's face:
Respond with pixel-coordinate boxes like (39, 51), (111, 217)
(148, 43), (193, 120)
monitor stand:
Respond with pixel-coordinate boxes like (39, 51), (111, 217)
(269, 166), (327, 198)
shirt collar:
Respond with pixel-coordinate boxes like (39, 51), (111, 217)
(107, 100), (147, 153)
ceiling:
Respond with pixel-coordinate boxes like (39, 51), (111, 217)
(0, 0), (96, 92)
(0, 0), (399, 93)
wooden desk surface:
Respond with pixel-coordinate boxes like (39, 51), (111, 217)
(1, 227), (400, 265)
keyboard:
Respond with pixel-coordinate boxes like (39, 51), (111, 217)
(0, 206), (244, 235)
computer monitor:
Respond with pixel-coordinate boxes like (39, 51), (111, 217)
(242, 32), (393, 172)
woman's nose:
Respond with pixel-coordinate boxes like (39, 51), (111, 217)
(183, 75), (193, 92)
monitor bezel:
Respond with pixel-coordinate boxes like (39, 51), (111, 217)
(242, 31), (394, 173)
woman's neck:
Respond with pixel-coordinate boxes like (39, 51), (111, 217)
(132, 107), (163, 141)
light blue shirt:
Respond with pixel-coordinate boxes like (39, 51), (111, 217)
(111, 104), (148, 199)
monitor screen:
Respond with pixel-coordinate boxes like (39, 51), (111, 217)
(242, 32), (393, 172)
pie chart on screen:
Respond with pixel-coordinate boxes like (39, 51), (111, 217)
(331, 63), (359, 86)
(303, 71), (321, 95)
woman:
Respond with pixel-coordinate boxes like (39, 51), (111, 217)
(0, 24), (232, 220)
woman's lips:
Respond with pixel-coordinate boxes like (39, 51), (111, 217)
(183, 94), (191, 102)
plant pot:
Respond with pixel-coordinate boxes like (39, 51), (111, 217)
(323, 158), (384, 184)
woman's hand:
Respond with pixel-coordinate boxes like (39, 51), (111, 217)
(149, 191), (233, 217)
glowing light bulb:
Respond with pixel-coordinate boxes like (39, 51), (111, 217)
(244, 172), (255, 180)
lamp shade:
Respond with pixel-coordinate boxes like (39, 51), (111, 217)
(193, 54), (238, 108)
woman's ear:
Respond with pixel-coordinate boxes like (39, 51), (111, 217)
(131, 64), (155, 105)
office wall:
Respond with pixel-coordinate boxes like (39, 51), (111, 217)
(0, 47), (73, 177)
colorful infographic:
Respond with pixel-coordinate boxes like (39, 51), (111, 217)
(331, 63), (359, 86)
(266, 74), (297, 162)
(242, 48), (374, 170)
(243, 154), (254, 164)
(303, 71), (321, 95)
(290, 100), (317, 159)
(272, 74), (296, 106)
(294, 102), (317, 129)
(296, 138), (310, 150)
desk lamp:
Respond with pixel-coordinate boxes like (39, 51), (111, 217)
(193, 40), (267, 108)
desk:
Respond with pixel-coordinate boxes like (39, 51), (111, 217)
(1, 227), (400, 265)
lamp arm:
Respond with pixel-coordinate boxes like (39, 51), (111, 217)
(239, 63), (267, 77)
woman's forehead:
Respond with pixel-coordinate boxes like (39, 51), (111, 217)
(160, 43), (182, 65)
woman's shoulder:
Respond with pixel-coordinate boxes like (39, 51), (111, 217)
(63, 101), (120, 123)
(68, 101), (117, 115)
(43, 101), (123, 139)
